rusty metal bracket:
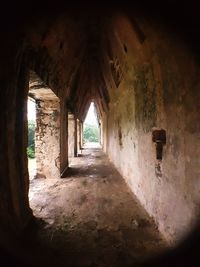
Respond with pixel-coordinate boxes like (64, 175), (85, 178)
(152, 129), (166, 160)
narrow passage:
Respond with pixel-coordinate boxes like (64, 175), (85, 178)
(28, 147), (167, 267)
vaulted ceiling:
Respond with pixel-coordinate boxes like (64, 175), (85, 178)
(24, 2), (200, 122)
(27, 13), (113, 122)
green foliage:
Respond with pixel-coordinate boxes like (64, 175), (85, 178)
(83, 123), (100, 142)
(27, 120), (35, 158)
(27, 145), (35, 158)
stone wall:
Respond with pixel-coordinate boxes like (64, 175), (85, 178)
(0, 50), (32, 235)
(105, 15), (200, 244)
(35, 99), (60, 179)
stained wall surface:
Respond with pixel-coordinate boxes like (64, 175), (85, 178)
(105, 15), (200, 243)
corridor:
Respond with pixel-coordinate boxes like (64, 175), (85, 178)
(29, 147), (166, 267)
(1, 3), (200, 266)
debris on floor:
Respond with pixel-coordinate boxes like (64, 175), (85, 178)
(28, 147), (167, 267)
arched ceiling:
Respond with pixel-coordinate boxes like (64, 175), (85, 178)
(63, 14), (112, 121)
(10, 2), (200, 123)
(26, 13), (112, 122)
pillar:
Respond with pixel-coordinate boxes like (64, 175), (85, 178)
(99, 121), (102, 146)
(102, 112), (107, 153)
(77, 119), (80, 154)
(80, 121), (84, 148)
(68, 112), (77, 158)
(74, 116), (78, 157)
(60, 101), (68, 177)
(35, 99), (60, 179)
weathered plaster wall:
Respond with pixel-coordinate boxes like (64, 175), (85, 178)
(106, 15), (200, 244)
(35, 99), (60, 179)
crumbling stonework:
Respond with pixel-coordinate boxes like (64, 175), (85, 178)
(1, 5), (200, 254)
(35, 99), (60, 179)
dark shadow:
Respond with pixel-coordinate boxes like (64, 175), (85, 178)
(77, 153), (84, 157)
(61, 165), (109, 179)
(11, 217), (166, 267)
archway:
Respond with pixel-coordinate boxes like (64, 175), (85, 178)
(27, 97), (36, 180)
(83, 102), (100, 148)
(28, 70), (60, 180)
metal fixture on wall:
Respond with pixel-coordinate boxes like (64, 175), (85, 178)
(152, 129), (166, 160)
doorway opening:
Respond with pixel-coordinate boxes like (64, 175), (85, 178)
(28, 70), (61, 220)
(28, 70), (60, 180)
(27, 97), (36, 180)
(83, 102), (100, 148)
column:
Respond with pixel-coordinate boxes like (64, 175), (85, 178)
(35, 99), (60, 179)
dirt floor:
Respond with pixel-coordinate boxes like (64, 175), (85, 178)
(27, 146), (167, 267)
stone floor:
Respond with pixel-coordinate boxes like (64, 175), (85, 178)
(27, 147), (167, 267)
